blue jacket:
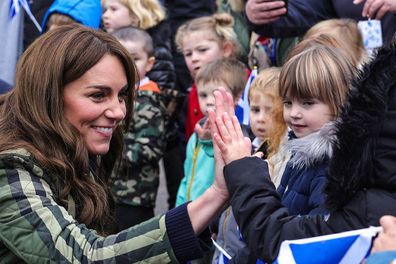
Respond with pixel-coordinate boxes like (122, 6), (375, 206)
(175, 132), (214, 206)
(250, 0), (396, 45)
(276, 123), (336, 216)
(41, 0), (102, 30)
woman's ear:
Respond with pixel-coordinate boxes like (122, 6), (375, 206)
(222, 42), (235, 58)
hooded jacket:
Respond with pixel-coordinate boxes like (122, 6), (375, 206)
(41, 0), (102, 30)
(223, 43), (396, 263)
(277, 123), (335, 216)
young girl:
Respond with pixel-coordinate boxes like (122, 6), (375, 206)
(175, 13), (240, 139)
(101, 0), (175, 90)
(210, 45), (359, 262)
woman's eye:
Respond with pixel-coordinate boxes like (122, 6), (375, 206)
(91, 92), (104, 99)
(119, 90), (129, 102)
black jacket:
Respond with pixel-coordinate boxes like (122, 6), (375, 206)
(147, 20), (175, 90)
(249, 0), (396, 45)
(224, 44), (396, 263)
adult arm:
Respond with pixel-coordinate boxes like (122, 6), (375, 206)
(0, 152), (211, 263)
(354, 0), (396, 20)
(246, 0), (336, 38)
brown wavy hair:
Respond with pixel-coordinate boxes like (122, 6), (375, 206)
(0, 24), (136, 233)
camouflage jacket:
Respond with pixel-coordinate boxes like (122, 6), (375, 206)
(0, 148), (209, 263)
(111, 88), (166, 207)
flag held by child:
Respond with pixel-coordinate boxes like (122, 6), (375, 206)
(275, 226), (381, 264)
(236, 67), (257, 125)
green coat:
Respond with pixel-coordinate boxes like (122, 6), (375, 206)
(0, 149), (208, 263)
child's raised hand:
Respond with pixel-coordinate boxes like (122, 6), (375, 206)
(195, 118), (211, 140)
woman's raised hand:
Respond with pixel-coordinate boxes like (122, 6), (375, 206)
(208, 87), (252, 166)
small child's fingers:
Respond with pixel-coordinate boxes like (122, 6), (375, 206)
(253, 151), (264, 159)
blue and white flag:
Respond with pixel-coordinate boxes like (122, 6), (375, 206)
(9, 0), (42, 32)
(275, 226), (381, 264)
(236, 67), (258, 125)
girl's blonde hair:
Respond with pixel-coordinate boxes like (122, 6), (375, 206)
(303, 18), (367, 67)
(175, 13), (240, 56)
(249, 67), (286, 156)
(103, 0), (165, 29)
(280, 45), (356, 119)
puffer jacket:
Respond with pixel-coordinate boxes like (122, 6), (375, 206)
(277, 123), (335, 216)
(224, 43), (396, 263)
(147, 20), (176, 91)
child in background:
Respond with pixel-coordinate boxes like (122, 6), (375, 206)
(102, 0), (182, 210)
(110, 27), (165, 229)
(175, 13), (240, 140)
(41, 0), (102, 31)
(248, 67), (288, 187)
(212, 67), (287, 264)
(302, 18), (367, 67)
(175, 58), (246, 207)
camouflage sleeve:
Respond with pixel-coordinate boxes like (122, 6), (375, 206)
(125, 90), (165, 165)
(0, 154), (180, 263)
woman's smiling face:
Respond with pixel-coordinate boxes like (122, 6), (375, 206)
(63, 54), (128, 155)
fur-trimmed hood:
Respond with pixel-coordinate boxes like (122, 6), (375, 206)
(325, 44), (396, 212)
(281, 122), (336, 170)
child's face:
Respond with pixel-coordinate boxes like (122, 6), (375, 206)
(102, 0), (139, 33)
(283, 98), (332, 138)
(119, 40), (154, 80)
(249, 93), (274, 141)
(182, 31), (225, 80)
(197, 81), (233, 116)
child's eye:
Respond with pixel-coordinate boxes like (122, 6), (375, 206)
(198, 48), (208, 53)
(283, 100), (292, 107)
(183, 51), (192, 57)
(198, 92), (207, 99)
(250, 106), (260, 113)
(303, 101), (315, 106)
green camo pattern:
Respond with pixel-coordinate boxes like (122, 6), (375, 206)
(111, 90), (166, 207)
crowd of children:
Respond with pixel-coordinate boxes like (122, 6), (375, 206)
(2, 0), (396, 263)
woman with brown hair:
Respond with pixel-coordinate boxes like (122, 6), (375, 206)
(0, 24), (228, 263)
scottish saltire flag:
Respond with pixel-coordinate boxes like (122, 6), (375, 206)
(9, 0), (42, 32)
(236, 67), (258, 125)
(212, 238), (232, 264)
(275, 226), (381, 264)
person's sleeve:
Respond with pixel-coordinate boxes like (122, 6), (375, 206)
(247, 0), (336, 37)
(124, 91), (165, 165)
(0, 164), (179, 263)
(224, 157), (367, 263)
(165, 202), (212, 263)
(307, 169), (328, 215)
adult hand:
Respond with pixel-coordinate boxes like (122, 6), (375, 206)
(207, 87), (235, 200)
(209, 88), (251, 165)
(246, 0), (287, 25)
(354, 0), (396, 20)
(371, 216), (396, 253)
